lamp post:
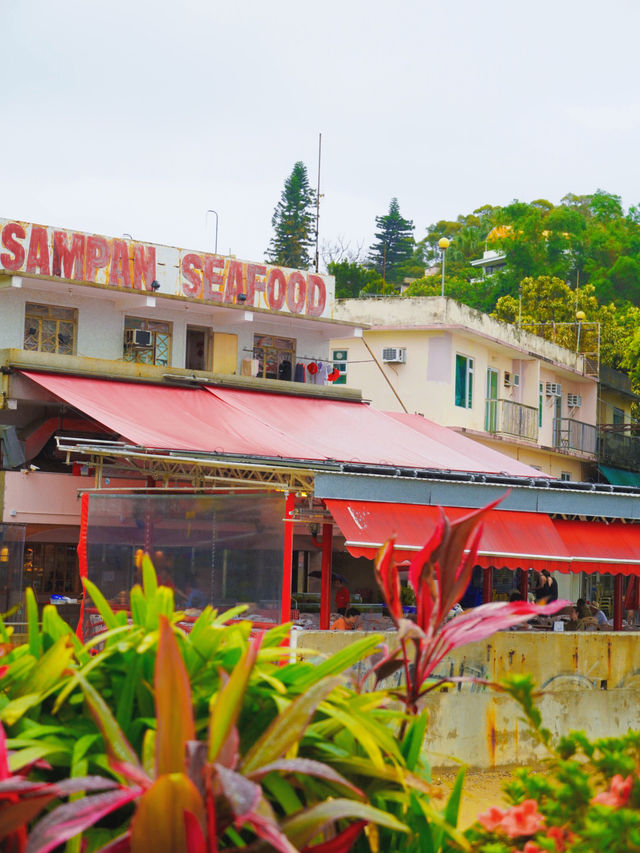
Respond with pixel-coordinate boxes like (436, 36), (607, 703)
(205, 209), (219, 255)
(438, 237), (450, 297)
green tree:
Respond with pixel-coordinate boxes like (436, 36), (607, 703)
(267, 161), (316, 268)
(329, 259), (384, 298)
(368, 198), (415, 283)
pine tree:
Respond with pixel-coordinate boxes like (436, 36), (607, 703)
(267, 162), (316, 268)
(368, 198), (415, 283)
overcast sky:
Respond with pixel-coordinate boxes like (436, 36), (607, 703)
(3, 0), (640, 269)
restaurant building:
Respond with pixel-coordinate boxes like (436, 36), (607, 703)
(1, 218), (640, 630)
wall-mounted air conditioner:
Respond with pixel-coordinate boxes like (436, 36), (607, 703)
(567, 393), (582, 408)
(381, 347), (406, 364)
(545, 382), (562, 396)
(126, 329), (153, 347)
(504, 372), (520, 387)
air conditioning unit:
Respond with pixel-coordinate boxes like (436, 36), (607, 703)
(567, 393), (582, 408)
(504, 372), (520, 387)
(545, 382), (562, 397)
(381, 347), (406, 364)
(126, 329), (153, 347)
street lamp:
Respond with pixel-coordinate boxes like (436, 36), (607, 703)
(205, 209), (219, 255)
(438, 237), (450, 297)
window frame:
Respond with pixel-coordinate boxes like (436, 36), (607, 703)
(455, 353), (474, 409)
(24, 302), (77, 355)
(332, 349), (348, 385)
(123, 317), (172, 367)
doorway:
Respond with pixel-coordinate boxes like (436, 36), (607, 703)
(186, 326), (211, 371)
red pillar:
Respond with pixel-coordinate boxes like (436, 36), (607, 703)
(320, 523), (333, 630)
(519, 570), (529, 601)
(482, 567), (494, 604)
(614, 573), (624, 631)
(280, 493), (295, 624)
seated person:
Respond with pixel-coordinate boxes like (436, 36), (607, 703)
(331, 607), (361, 630)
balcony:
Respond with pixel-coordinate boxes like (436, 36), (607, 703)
(598, 428), (640, 473)
(553, 418), (597, 455)
(485, 398), (538, 441)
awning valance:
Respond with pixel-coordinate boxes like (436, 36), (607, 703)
(324, 499), (571, 572)
(599, 465), (640, 489)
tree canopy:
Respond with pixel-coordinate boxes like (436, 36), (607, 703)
(266, 161), (316, 268)
(367, 198), (415, 284)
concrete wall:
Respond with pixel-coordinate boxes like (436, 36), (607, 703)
(298, 629), (640, 768)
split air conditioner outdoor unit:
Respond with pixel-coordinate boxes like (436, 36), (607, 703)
(545, 382), (562, 397)
(126, 329), (153, 348)
(504, 372), (520, 387)
(381, 347), (407, 364)
(567, 394), (582, 408)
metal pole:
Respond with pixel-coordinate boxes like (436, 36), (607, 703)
(205, 210), (219, 255)
(441, 248), (446, 297)
(315, 133), (322, 273)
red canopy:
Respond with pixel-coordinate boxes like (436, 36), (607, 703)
(553, 519), (640, 576)
(20, 371), (547, 477)
(324, 499), (571, 572)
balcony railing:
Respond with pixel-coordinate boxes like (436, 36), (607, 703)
(598, 429), (640, 472)
(485, 398), (538, 441)
(553, 418), (597, 455)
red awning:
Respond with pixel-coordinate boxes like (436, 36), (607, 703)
(19, 371), (547, 477)
(324, 499), (571, 572)
(553, 519), (640, 576)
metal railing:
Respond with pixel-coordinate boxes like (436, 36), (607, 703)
(485, 398), (538, 441)
(553, 418), (597, 455)
(598, 430), (640, 472)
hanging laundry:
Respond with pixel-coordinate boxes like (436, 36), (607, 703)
(294, 362), (306, 382)
(279, 359), (292, 381)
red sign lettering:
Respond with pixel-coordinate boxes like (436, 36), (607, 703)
(133, 245), (156, 290)
(0, 223), (26, 270)
(86, 236), (109, 281)
(286, 271), (306, 314)
(203, 256), (224, 301)
(26, 226), (50, 276)
(52, 231), (85, 280)
(109, 240), (132, 287)
(246, 264), (266, 306)
(266, 268), (286, 311)
(182, 254), (203, 296)
(224, 260), (245, 303)
(306, 274), (326, 316)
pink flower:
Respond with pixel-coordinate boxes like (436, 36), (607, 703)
(592, 773), (633, 807)
(477, 805), (506, 831)
(546, 825), (569, 851)
(501, 799), (546, 838)
(515, 843), (543, 853)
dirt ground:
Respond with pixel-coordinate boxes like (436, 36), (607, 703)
(431, 764), (546, 829)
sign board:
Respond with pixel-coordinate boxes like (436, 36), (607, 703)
(0, 218), (333, 318)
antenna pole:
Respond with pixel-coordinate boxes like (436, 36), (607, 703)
(315, 132), (322, 272)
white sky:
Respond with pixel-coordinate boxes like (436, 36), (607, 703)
(3, 0), (640, 269)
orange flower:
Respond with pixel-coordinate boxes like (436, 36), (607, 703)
(501, 799), (545, 838)
(592, 773), (633, 807)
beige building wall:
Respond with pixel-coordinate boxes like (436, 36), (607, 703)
(331, 297), (599, 479)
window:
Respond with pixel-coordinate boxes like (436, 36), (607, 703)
(123, 318), (171, 366)
(24, 303), (77, 355)
(613, 407), (625, 426)
(23, 543), (80, 596)
(560, 471), (572, 481)
(332, 349), (348, 385)
(455, 354), (473, 408)
(253, 334), (295, 380)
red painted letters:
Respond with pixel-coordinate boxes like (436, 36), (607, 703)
(52, 231), (85, 280)
(0, 223), (26, 270)
(26, 226), (50, 276)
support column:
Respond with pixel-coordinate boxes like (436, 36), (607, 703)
(280, 493), (295, 624)
(519, 570), (529, 602)
(614, 573), (624, 631)
(320, 523), (333, 630)
(482, 567), (494, 604)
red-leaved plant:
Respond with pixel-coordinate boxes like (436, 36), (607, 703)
(368, 500), (568, 715)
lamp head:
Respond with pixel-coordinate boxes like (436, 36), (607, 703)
(150, 280), (161, 291)
(438, 237), (451, 250)
(576, 310), (586, 321)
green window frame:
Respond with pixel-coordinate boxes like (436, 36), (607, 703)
(538, 382), (543, 428)
(332, 349), (348, 385)
(455, 354), (473, 408)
